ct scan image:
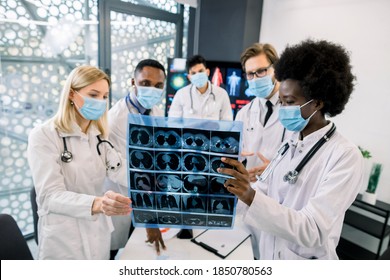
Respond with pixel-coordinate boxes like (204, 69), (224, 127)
(156, 173), (182, 192)
(182, 128), (210, 151)
(129, 150), (154, 170)
(183, 174), (208, 194)
(131, 172), (155, 191)
(210, 131), (240, 154)
(128, 115), (242, 229)
(129, 124), (154, 147)
(154, 127), (182, 149)
(155, 151), (181, 171)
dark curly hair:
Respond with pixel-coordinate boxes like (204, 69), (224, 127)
(274, 39), (355, 117)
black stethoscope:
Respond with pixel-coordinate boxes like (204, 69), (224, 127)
(257, 123), (336, 184)
(189, 84), (216, 114)
(61, 136), (122, 171)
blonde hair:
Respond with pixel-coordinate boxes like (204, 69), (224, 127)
(240, 43), (279, 71)
(53, 65), (111, 138)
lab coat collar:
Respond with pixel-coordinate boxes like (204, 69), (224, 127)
(289, 121), (334, 146)
(58, 122), (101, 139)
(256, 91), (279, 110)
(193, 81), (212, 97)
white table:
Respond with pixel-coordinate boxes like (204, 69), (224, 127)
(118, 227), (253, 260)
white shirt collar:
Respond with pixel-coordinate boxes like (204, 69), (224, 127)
(257, 90), (279, 109)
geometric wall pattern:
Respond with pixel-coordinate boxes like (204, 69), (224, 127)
(0, 0), (187, 236)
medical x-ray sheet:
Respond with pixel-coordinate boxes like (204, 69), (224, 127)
(127, 115), (243, 229)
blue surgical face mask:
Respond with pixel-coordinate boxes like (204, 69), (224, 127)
(278, 99), (317, 132)
(136, 86), (164, 109)
(190, 72), (209, 88)
(75, 92), (107, 120)
(247, 75), (275, 98)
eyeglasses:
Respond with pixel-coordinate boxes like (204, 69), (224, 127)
(246, 64), (273, 80)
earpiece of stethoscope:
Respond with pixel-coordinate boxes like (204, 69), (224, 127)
(61, 137), (73, 163)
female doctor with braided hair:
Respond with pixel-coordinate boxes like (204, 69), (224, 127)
(218, 39), (363, 260)
(27, 65), (131, 259)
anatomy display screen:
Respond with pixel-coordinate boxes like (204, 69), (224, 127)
(165, 58), (255, 118)
(127, 115), (243, 229)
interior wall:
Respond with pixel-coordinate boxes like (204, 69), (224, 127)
(195, 0), (263, 61)
(259, 0), (390, 203)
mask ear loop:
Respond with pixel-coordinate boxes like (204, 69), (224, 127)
(299, 99), (317, 121)
(300, 99), (314, 108)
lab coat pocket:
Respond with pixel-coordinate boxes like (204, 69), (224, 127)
(281, 247), (315, 260)
(39, 217), (81, 259)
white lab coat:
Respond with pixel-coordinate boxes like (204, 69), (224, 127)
(235, 94), (290, 169)
(104, 93), (163, 250)
(235, 93), (292, 259)
(27, 120), (128, 259)
(168, 81), (233, 121)
(240, 122), (364, 259)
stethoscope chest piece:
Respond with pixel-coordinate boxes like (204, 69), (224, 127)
(61, 150), (73, 163)
(283, 170), (298, 184)
(61, 137), (73, 163)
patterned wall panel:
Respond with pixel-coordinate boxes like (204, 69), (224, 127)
(0, 0), (187, 237)
(0, 0), (99, 235)
(110, 10), (176, 105)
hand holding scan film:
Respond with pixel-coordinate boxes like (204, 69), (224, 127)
(218, 158), (255, 206)
(97, 190), (132, 216)
(127, 115), (243, 229)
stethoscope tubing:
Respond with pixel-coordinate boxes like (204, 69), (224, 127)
(61, 136), (114, 162)
(189, 84), (216, 114)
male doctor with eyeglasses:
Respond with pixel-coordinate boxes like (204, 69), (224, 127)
(235, 43), (291, 184)
(235, 43), (292, 260)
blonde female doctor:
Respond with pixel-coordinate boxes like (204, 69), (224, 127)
(27, 65), (131, 259)
(219, 40), (364, 260)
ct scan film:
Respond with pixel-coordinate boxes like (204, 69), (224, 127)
(127, 115), (243, 229)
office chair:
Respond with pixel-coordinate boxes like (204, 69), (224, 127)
(0, 213), (34, 260)
(30, 186), (39, 244)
